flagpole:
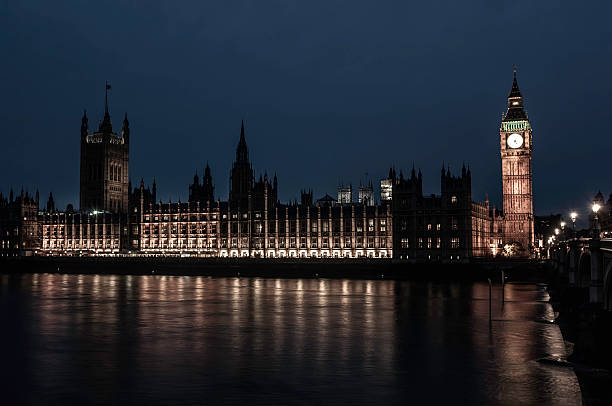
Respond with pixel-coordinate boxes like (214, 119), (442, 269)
(105, 80), (108, 114)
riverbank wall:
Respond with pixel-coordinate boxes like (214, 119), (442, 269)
(0, 256), (550, 282)
(548, 270), (612, 403)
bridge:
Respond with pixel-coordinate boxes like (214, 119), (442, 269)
(550, 237), (612, 310)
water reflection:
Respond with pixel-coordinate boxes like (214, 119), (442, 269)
(1, 274), (581, 405)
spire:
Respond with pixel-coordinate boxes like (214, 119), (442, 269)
(81, 109), (88, 138)
(235, 120), (249, 163)
(508, 66), (522, 99)
(205, 162), (211, 177)
(47, 192), (55, 212)
(122, 112), (130, 140)
(193, 169), (199, 184)
(503, 66), (527, 121)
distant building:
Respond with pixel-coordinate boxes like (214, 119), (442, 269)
(535, 214), (562, 253)
(358, 182), (374, 206)
(338, 184), (352, 205)
(380, 169), (394, 202)
(0, 189), (39, 256)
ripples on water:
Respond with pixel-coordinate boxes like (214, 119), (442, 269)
(0, 273), (581, 405)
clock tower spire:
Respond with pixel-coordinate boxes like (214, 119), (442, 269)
(500, 67), (534, 255)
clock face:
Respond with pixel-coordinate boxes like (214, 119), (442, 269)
(507, 133), (523, 149)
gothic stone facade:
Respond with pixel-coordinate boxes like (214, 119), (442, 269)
(389, 166), (492, 261)
(79, 90), (130, 214)
(1, 71), (535, 259)
(500, 69), (535, 254)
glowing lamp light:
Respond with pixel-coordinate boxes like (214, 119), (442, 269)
(592, 203), (601, 213)
(554, 228), (560, 235)
(560, 221), (566, 229)
(570, 212), (578, 221)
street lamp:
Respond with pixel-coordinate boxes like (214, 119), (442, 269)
(570, 212), (577, 234)
(592, 203), (601, 213)
(554, 228), (560, 235)
(559, 221), (566, 242)
(592, 203), (601, 240)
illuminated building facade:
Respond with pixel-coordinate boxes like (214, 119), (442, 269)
(0, 189), (39, 256)
(358, 183), (374, 206)
(79, 85), (130, 214)
(500, 68), (535, 254)
(1, 71), (537, 259)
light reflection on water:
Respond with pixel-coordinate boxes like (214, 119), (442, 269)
(1, 273), (581, 405)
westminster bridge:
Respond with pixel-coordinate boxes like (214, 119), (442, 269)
(549, 237), (612, 310)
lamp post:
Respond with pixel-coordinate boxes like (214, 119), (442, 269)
(592, 203), (601, 240)
(570, 212), (577, 238)
(560, 221), (566, 242)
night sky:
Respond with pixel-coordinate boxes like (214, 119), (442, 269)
(2, 1), (611, 227)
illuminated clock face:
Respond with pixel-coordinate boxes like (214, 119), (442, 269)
(507, 133), (523, 149)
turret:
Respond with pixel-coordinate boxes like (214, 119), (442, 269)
(236, 120), (249, 163)
(81, 109), (88, 139)
(46, 192), (55, 212)
(122, 112), (130, 143)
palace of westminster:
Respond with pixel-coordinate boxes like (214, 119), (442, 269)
(0, 71), (537, 260)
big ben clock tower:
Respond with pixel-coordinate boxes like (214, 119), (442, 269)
(500, 67), (534, 254)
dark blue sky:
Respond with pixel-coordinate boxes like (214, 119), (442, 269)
(2, 1), (611, 226)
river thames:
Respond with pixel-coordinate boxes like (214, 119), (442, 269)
(1, 274), (581, 405)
